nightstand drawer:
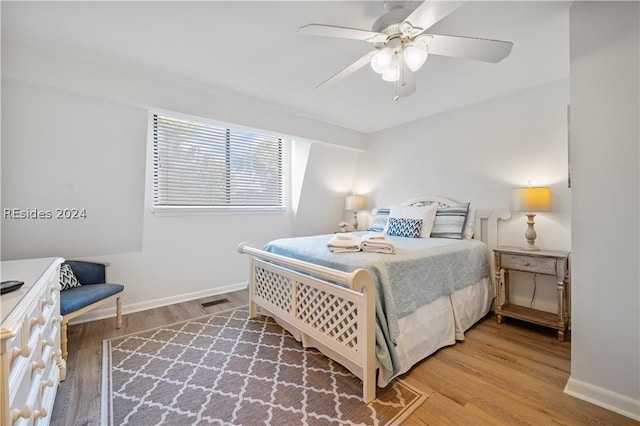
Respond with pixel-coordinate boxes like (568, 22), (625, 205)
(500, 253), (556, 275)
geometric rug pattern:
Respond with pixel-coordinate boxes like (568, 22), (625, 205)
(102, 306), (426, 425)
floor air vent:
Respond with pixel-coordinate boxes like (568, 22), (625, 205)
(201, 298), (229, 308)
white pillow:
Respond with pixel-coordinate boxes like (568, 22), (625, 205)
(384, 204), (438, 238)
(463, 205), (476, 239)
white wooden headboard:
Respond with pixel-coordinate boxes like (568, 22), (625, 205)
(400, 195), (511, 282)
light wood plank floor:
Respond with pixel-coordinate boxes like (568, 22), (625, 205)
(51, 291), (635, 425)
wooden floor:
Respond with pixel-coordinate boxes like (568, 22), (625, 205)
(51, 290), (635, 426)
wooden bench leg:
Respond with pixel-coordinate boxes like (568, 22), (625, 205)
(116, 296), (122, 329)
(61, 320), (69, 361)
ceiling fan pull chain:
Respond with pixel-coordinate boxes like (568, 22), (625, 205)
(399, 44), (406, 87)
(394, 78), (399, 101)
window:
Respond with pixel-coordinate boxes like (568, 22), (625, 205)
(152, 113), (285, 210)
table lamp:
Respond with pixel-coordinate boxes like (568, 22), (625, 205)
(345, 194), (365, 231)
(511, 186), (552, 251)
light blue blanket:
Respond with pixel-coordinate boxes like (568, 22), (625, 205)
(263, 232), (489, 384)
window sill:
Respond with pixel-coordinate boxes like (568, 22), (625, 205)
(150, 206), (287, 216)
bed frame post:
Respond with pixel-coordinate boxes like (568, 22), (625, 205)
(350, 269), (376, 403)
(239, 243), (259, 318)
(248, 257), (259, 318)
(486, 210), (511, 290)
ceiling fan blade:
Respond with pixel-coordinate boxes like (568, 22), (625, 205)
(299, 24), (388, 43)
(427, 34), (513, 63)
(403, 1), (467, 34)
(395, 61), (416, 100)
(315, 50), (378, 90)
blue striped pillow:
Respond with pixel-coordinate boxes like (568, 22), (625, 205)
(368, 208), (390, 232)
(430, 203), (470, 239)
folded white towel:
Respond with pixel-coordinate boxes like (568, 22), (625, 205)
(361, 232), (388, 241)
(327, 232), (395, 254)
(328, 233), (361, 252)
(329, 246), (361, 253)
(333, 233), (356, 240)
(360, 232), (396, 254)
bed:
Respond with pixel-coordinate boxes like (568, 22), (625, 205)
(238, 196), (508, 403)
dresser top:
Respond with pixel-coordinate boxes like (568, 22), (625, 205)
(1, 257), (63, 323)
(494, 246), (570, 258)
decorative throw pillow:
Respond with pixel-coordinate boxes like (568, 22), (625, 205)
(463, 204), (476, 239)
(60, 263), (81, 291)
(384, 204), (438, 238)
(385, 217), (423, 238)
(431, 202), (470, 239)
(367, 208), (390, 232)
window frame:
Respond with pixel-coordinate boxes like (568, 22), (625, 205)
(148, 110), (289, 215)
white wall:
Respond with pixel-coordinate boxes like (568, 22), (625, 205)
(355, 79), (572, 312)
(1, 43), (364, 317)
(2, 82), (146, 258)
(292, 142), (362, 236)
(565, 2), (639, 419)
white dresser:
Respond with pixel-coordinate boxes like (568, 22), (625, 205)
(1, 257), (66, 426)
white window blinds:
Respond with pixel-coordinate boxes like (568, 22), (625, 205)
(153, 114), (284, 209)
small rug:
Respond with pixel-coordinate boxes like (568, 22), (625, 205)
(102, 306), (426, 425)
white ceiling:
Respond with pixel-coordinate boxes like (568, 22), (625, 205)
(1, 1), (571, 134)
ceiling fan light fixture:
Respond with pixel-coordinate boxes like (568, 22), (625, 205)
(413, 34), (433, 49)
(381, 54), (400, 82)
(371, 47), (394, 74)
(404, 44), (428, 72)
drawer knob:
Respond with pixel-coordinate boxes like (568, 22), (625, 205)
(11, 345), (31, 361)
(524, 262), (530, 266)
(11, 406), (32, 423)
(33, 407), (48, 420)
(31, 359), (46, 373)
(30, 315), (45, 330)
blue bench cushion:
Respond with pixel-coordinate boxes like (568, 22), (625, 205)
(60, 283), (124, 316)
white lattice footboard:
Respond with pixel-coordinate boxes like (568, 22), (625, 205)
(237, 244), (378, 403)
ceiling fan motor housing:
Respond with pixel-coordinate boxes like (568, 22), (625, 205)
(372, 6), (412, 36)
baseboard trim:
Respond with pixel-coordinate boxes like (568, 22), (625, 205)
(68, 281), (248, 325)
(564, 376), (640, 421)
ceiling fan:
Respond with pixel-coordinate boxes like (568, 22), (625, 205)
(299, 1), (513, 100)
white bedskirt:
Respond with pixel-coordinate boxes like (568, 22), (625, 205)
(262, 276), (493, 388)
(388, 276), (492, 386)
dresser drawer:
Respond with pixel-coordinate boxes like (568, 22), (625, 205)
(11, 370), (41, 426)
(10, 334), (44, 401)
(5, 320), (25, 370)
(500, 253), (557, 275)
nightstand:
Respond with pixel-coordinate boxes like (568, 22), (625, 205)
(494, 246), (570, 341)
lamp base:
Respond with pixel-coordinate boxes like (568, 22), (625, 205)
(522, 243), (541, 251)
(523, 213), (540, 251)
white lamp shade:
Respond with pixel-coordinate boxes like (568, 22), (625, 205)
(511, 187), (552, 212)
(345, 194), (365, 210)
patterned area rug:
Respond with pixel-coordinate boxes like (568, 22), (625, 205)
(102, 306), (426, 425)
